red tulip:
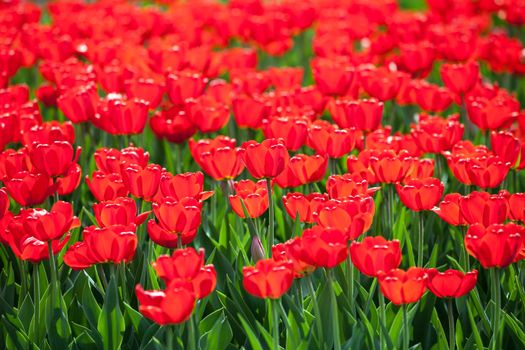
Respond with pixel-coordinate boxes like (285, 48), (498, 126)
(150, 106), (197, 144)
(0, 187), (9, 219)
(312, 57), (355, 96)
(432, 193), (467, 226)
(459, 191), (508, 227)
(189, 136), (237, 169)
(350, 236), (402, 278)
(272, 237), (316, 277)
(396, 177), (444, 211)
(307, 120), (356, 158)
(360, 66), (405, 101)
(151, 196), (202, 240)
(232, 94), (270, 129)
(158, 171), (213, 202)
(124, 77), (164, 109)
(166, 70), (207, 106)
(282, 192), (329, 224)
(229, 179), (269, 218)
(509, 193), (525, 222)
(243, 258), (294, 299)
(153, 248), (217, 299)
(57, 163), (82, 195)
(284, 154), (327, 185)
(369, 150), (416, 184)
(29, 141), (80, 177)
(94, 146), (149, 175)
(412, 114), (464, 154)
(198, 145), (245, 180)
(491, 131), (523, 169)
(93, 96), (149, 135)
(299, 226), (348, 268)
(414, 82), (453, 112)
(326, 173), (377, 199)
(440, 61), (479, 97)
(330, 98), (383, 132)
(64, 224), (138, 269)
(262, 116), (309, 151)
(466, 92), (519, 130)
(315, 196), (375, 240)
(86, 171), (129, 201)
(426, 269), (478, 298)
(57, 83), (98, 123)
(22, 201), (79, 241)
(186, 95), (230, 133)
(378, 267), (428, 305)
(121, 163), (162, 201)
(22, 121), (75, 146)
(465, 223), (523, 268)
(94, 197), (149, 227)
(242, 138), (289, 178)
(135, 282), (195, 325)
(5, 171), (56, 206)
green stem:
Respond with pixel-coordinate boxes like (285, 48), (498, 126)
(33, 264), (41, 343)
(175, 143), (182, 174)
(346, 255), (356, 318)
(18, 260), (27, 306)
(166, 326), (175, 350)
(379, 291), (387, 350)
(403, 305), (409, 350)
(189, 314), (197, 350)
(119, 263), (128, 301)
(272, 299), (280, 350)
(307, 275), (323, 341)
(47, 241), (57, 311)
(418, 211), (425, 267)
(328, 270), (341, 350)
(266, 178), (274, 257)
(97, 264), (108, 290)
(448, 298), (455, 350)
(492, 269), (502, 350)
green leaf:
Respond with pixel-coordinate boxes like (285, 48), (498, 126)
(97, 275), (125, 350)
(430, 308), (448, 349)
(238, 314), (263, 350)
(201, 311), (233, 350)
(503, 311), (525, 346)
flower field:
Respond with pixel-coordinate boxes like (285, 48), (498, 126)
(3, 0), (525, 349)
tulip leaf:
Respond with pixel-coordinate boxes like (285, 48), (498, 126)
(238, 314), (263, 350)
(97, 275), (125, 350)
(430, 308), (449, 349)
(503, 311), (525, 346)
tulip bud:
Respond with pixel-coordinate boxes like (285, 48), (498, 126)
(251, 235), (265, 263)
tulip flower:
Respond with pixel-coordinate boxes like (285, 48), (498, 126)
(360, 66), (405, 101)
(94, 146), (149, 176)
(411, 114), (464, 154)
(242, 138), (289, 179)
(93, 197), (150, 227)
(158, 171), (213, 202)
(57, 83), (98, 123)
(282, 192), (328, 224)
(440, 61), (480, 97)
(272, 238), (316, 278)
(86, 171), (129, 201)
(311, 57), (355, 96)
(242, 258), (294, 299)
(186, 95), (230, 134)
(28, 141), (80, 177)
(330, 98), (383, 132)
(135, 282), (196, 325)
(509, 193), (525, 222)
(459, 191), (508, 227)
(326, 173), (376, 199)
(22, 121), (76, 146)
(278, 154), (327, 186)
(5, 171), (57, 206)
(299, 226), (348, 268)
(232, 94), (270, 129)
(229, 179), (269, 219)
(166, 70), (207, 106)
(262, 116), (309, 151)
(197, 146), (245, 180)
(369, 150), (416, 184)
(350, 236), (402, 278)
(121, 163), (162, 201)
(306, 120), (356, 158)
(150, 106), (197, 144)
(432, 193), (467, 226)
(22, 201), (79, 241)
(396, 177), (444, 211)
(426, 269), (478, 299)
(153, 248), (217, 299)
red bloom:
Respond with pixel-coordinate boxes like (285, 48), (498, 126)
(464, 155), (510, 189)
(229, 179), (269, 218)
(414, 82), (453, 112)
(369, 150), (416, 184)
(315, 196), (375, 240)
(124, 77), (164, 109)
(153, 248), (217, 299)
(150, 197), (202, 243)
(378, 267), (428, 305)
(312, 57), (355, 96)
(262, 116), (309, 151)
(350, 236), (402, 278)
(150, 106), (197, 144)
(242, 138), (289, 178)
(198, 145), (245, 180)
(440, 61), (479, 97)
(5, 171), (56, 206)
(94, 146), (149, 175)
(166, 70), (207, 106)
(158, 172), (213, 202)
(412, 114), (464, 154)
(22, 121), (75, 146)
(466, 92), (520, 130)
(330, 98), (383, 132)
(465, 223), (523, 268)
(432, 193), (467, 226)
(359, 67), (405, 101)
(86, 171), (129, 201)
(459, 191), (508, 227)
(282, 154), (327, 185)
(57, 83), (98, 123)
(396, 177), (444, 211)
(186, 95), (230, 133)
(232, 94), (270, 129)
(94, 197), (149, 227)
(299, 226), (349, 268)
(189, 136), (237, 169)
(22, 201), (79, 241)
(491, 131), (523, 169)
(135, 282), (196, 325)
(121, 163), (162, 201)
(93, 96), (149, 135)
(307, 120), (356, 158)
(426, 269), (478, 298)
(326, 173), (377, 199)
(64, 224), (138, 269)
(29, 141), (80, 177)
(272, 237), (316, 277)
(0, 187), (8, 219)
(242, 258), (294, 299)
(509, 193), (525, 222)
(57, 163), (82, 195)
(282, 192), (329, 224)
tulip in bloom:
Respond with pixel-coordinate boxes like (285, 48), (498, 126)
(242, 138), (289, 178)
(186, 95), (230, 133)
(5, 171), (56, 206)
(279, 154), (327, 186)
(93, 96), (150, 135)
(229, 180), (269, 218)
(135, 282), (196, 325)
(86, 171), (129, 201)
(197, 145), (245, 180)
(311, 57), (355, 96)
(242, 258), (294, 299)
(232, 94), (270, 129)
(166, 70), (208, 106)
(378, 267), (428, 305)
(350, 236), (402, 278)
(306, 120), (356, 158)
(299, 226), (348, 268)
(509, 193), (525, 222)
(326, 173), (377, 199)
(153, 248), (217, 299)
(440, 61), (479, 97)
(466, 92), (520, 131)
(411, 114), (464, 154)
(272, 238), (316, 277)
(150, 106), (197, 144)
(396, 177), (444, 211)
(491, 131), (524, 169)
(158, 171), (213, 202)
(465, 223), (523, 269)
(282, 192), (329, 224)
(262, 116), (309, 151)
(121, 163), (162, 201)
(94, 146), (149, 175)
(426, 269), (478, 298)
(93, 197), (150, 227)
(22, 201), (79, 241)
(459, 191), (508, 227)
(432, 193), (467, 226)
(29, 141), (80, 177)
(57, 83), (98, 123)
(64, 224), (138, 269)
(330, 98), (383, 132)
(369, 150), (416, 184)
